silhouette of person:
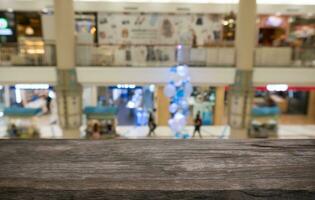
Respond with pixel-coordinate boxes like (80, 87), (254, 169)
(193, 111), (202, 138)
(148, 109), (157, 137)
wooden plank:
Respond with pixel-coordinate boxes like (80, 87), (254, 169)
(0, 139), (314, 199)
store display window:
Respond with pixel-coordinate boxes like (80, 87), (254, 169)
(255, 85), (310, 115)
(258, 15), (289, 46)
(188, 86), (216, 125)
(76, 12), (98, 43)
(222, 12), (236, 42)
(0, 84), (57, 139)
(289, 15), (315, 65)
(15, 12), (42, 38)
(88, 85), (155, 127)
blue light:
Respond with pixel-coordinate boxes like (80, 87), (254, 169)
(164, 64), (191, 139)
(0, 29), (13, 36)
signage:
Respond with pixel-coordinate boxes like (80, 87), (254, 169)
(0, 17), (12, 36)
(0, 29), (13, 35)
(0, 18), (8, 29)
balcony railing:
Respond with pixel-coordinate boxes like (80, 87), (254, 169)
(0, 42), (56, 66)
(255, 46), (315, 67)
(75, 43), (236, 67)
(75, 43), (315, 68)
(1, 42), (314, 68)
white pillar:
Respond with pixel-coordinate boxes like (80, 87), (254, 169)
(91, 86), (98, 106)
(4, 86), (10, 107)
(83, 86), (98, 107)
(235, 0), (257, 70)
(228, 0), (256, 131)
(54, 0), (82, 138)
(54, 0), (75, 69)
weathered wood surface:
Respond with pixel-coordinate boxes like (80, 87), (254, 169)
(0, 139), (314, 199)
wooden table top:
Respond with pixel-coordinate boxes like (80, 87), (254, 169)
(0, 139), (314, 199)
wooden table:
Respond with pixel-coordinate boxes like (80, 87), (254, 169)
(0, 139), (314, 199)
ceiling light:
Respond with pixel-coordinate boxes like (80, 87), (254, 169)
(25, 26), (34, 35)
(266, 84), (288, 92)
(15, 84), (50, 90)
(42, 8), (49, 14)
(90, 27), (96, 34)
(222, 20), (229, 26)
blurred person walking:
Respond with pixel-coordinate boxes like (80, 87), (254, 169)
(148, 109), (157, 137)
(193, 111), (202, 138)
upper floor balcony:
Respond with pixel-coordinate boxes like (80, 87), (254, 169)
(1, 42), (314, 68)
(1, 9), (314, 68)
(0, 41), (56, 67)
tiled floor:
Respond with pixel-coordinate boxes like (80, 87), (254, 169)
(279, 114), (315, 125)
(116, 125), (230, 139)
(2, 123), (315, 139)
(1, 115), (315, 139)
(278, 125), (315, 139)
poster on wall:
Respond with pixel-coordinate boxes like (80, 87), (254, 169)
(98, 13), (222, 46)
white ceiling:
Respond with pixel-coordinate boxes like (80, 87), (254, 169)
(0, 0), (315, 14)
(73, 0), (315, 5)
(4, 0), (315, 5)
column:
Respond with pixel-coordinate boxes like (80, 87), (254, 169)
(4, 86), (10, 107)
(54, 0), (83, 138)
(227, 0), (257, 133)
(91, 86), (98, 106)
(214, 86), (225, 125)
(308, 91), (315, 122)
(156, 86), (169, 126)
(83, 86), (98, 107)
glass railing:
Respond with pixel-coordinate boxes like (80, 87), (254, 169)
(255, 45), (315, 67)
(1, 42), (313, 68)
(0, 42), (56, 66)
(76, 43), (315, 68)
(75, 43), (236, 67)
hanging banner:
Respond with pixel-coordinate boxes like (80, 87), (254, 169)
(98, 13), (222, 46)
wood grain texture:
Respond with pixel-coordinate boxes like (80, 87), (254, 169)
(0, 139), (314, 199)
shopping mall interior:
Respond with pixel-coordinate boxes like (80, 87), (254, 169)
(0, 0), (315, 140)
(1, 0), (315, 199)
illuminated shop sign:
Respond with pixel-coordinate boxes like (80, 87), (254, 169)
(0, 17), (13, 36)
(0, 18), (8, 28)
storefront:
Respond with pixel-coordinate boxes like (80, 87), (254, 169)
(0, 11), (17, 65)
(1, 11), (97, 66)
(75, 12), (98, 44)
(0, 84), (57, 139)
(222, 12), (236, 42)
(258, 15), (289, 46)
(95, 85), (155, 126)
(188, 86), (216, 125)
(0, 11), (16, 43)
(254, 85), (314, 119)
(243, 85), (315, 137)
(289, 15), (315, 65)
(83, 84), (223, 127)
